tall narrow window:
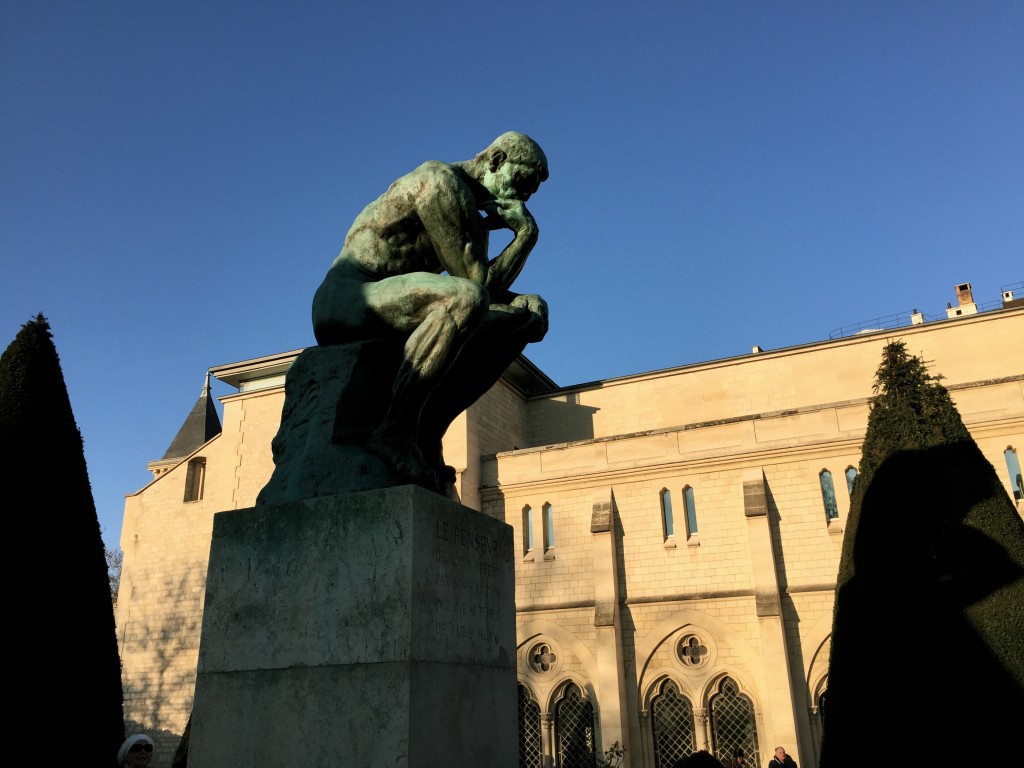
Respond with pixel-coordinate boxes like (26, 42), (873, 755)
(682, 486), (699, 538)
(651, 679), (695, 767)
(522, 505), (534, 555)
(708, 677), (759, 765)
(183, 457), (206, 502)
(542, 504), (555, 552)
(554, 682), (595, 768)
(819, 470), (839, 520)
(518, 683), (542, 768)
(845, 467), (858, 497)
(1005, 448), (1023, 501)
(660, 489), (675, 539)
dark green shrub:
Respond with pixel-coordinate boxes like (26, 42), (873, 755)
(1, 315), (125, 765)
(820, 341), (1024, 765)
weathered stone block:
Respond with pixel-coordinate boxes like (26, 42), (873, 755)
(256, 341), (407, 506)
(189, 486), (517, 768)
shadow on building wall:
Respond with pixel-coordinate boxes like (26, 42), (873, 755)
(122, 563), (205, 767)
(529, 395), (601, 443)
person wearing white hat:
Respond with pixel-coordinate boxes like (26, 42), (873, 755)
(117, 734), (154, 767)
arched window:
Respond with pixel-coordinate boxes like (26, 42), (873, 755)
(522, 505), (534, 555)
(682, 486), (699, 538)
(660, 489), (675, 539)
(819, 470), (839, 520)
(543, 503), (555, 553)
(1005, 448), (1023, 501)
(845, 467), (858, 497)
(183, 457), (206, 502)
(554, 682), (596, 768)
(518, 683), (542, 768)
(709, 676), (759, 764)
(651, 679), (694, 768)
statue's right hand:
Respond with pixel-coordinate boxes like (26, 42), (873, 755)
(479, 198), (537, 235)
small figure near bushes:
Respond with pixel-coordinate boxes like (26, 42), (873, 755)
(768, 746), (796, 768)
(117, 734), (154, 767)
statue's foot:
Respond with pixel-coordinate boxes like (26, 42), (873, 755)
(366, 430), (437, 489)
(436, 464), (460, 502)
(436, 463), (456, 485)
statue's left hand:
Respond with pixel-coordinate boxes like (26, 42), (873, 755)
(510, 293), (548, 341)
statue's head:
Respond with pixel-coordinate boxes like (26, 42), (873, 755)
(476, 131), (548, 201)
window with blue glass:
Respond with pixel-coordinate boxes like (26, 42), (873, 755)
(660, 489), (675, 539)
(682, 486), (698, 538)
(1005, 448), (1023, 501)
(522, 505), (534, 555)
(845, 467), (858, 497)
(820, 470), (839, 520)
(542, 503), (555, 552)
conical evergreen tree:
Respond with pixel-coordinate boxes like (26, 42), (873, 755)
(1, 315), (125, 765)
(820, 341), (1024, 766)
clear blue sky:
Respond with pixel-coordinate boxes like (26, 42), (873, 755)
(3, 1), (1021, 551)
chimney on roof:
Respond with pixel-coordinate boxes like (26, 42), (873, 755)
(1003, 289), (1024, 308)
(946, 282), (977, 319)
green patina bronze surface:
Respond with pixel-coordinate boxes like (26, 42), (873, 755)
(263, 132), (550, 502)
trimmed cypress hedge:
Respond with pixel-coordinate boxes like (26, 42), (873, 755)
(820, 341), (1024, 766)
(1, 315), (125, 765)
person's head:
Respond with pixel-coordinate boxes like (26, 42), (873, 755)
(475, 131), (548, 202)
(118, 734), (154, 767)
(774, 747), (786, 760)
(734, 748), (745, 760)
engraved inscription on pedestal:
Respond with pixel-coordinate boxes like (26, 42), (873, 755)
(426, 513), (513, 658)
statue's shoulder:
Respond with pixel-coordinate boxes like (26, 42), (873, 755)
(395, 161), (471, 207)
(410, 160), (461, 186)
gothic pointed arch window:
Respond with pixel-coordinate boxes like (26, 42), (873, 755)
(543, 503), (556, 559)
(708, 676), (759, 764)
(518, 683), (542, 768)
(682, 486), (699, 540)
(660, 489), (675, 540)
(819, 469), (839, 521)
(651, 679), (695, 768)
(554, 681), (596, 768)
(845, 466), (858, 497)
(522, 505), (535, 557)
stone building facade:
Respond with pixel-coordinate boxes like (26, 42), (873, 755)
(115, 291), (1024, 768)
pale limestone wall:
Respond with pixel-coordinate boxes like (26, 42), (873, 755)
(525, 310), (1024, 447)
(116, 387), (285, 759)
(220, 387), (284, 507)
(491, 309), (1023, 768)
(462, 379), (530, 511)
(117, 307), (1024, 768)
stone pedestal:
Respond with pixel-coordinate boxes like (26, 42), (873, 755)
(188, 485), (517, 768)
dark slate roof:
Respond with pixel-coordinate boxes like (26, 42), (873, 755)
(161, 373), (223, 460)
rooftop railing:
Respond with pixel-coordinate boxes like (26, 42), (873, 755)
(828, 280), (1023, 340)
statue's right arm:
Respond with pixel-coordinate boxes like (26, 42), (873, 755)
(415, 166), (489, 285)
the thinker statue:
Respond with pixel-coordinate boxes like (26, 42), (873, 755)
(308, 131), (549, 494)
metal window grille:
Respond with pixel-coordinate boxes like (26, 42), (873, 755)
(651, 680), (694, 768)
(519, 684), (542, 768)
(709, 677), (759, 765)
(555, 683), (596, 768)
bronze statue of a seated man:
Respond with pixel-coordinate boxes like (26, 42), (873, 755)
(312, 131), (549, 491)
